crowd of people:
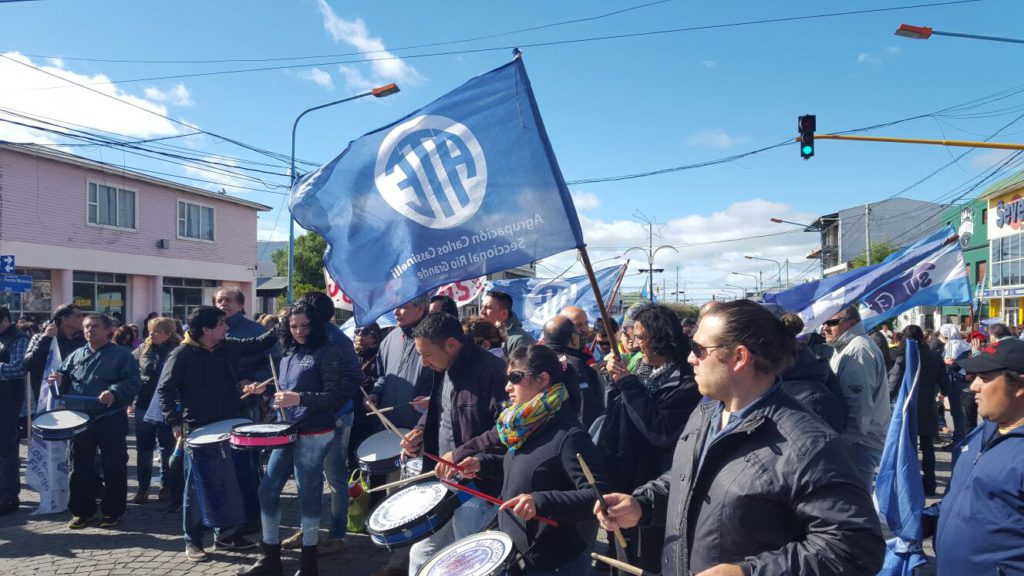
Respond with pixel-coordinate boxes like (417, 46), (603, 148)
(0, 289), (1022, 575)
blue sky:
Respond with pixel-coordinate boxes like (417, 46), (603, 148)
(2, 0), (1022, 301)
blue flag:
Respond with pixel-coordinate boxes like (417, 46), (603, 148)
(874, 339), (928, 576)
(291, 55), (584, 323)
(763, 227), (964, 334)
(486, 264), (626, 339)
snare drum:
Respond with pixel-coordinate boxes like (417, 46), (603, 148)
(401, 456), (423, 480)
(357, 428), (409, 474)
(32, 409), (90, 441)
(416, 531), (516, 576)
(229, 423), (296, 450)
(187, 418), (260, 528)
(367, 480), (472, 549)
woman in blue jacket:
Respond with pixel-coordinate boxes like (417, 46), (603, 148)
(239, 304), (350, 576)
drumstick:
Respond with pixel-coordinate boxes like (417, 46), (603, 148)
(576, 453), (628, 550)
(359, 387), (405, 439)
(423, 451), (465, 473)
(268, 355), (288, 423)
(367, 470), (438, 493)
(239, 376), (276, 400)
(590, 553), (656, 576)
(438, 479), (559, 528)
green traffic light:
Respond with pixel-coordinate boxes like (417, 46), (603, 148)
(802, 145), (813, 155)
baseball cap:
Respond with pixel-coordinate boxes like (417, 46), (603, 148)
(958, 338), (1024, 374)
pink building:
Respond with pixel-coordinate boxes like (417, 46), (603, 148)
(0, 143), (271, 325)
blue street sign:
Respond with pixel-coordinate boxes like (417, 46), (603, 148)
(0, 255), (14, 274)
(0, 273), (32, 293)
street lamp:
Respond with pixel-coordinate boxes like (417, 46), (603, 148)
(745, 255), (784, 292)
(725, 283), (749, 300)
(625, 246), (678, 303)
(288, 83), (400, 304)
(770, 216), (830, 279)
(730, 272), (760, 295)
(895, 24), (1024, 44)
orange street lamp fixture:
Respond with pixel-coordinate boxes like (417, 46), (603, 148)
(895, 24), (1024, 45)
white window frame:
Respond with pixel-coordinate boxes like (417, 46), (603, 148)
(85, 180), (139, 232)
(176, 199), (216, 243)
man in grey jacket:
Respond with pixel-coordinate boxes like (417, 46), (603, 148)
(594, 300), (884, 576)
(823, 305), (890, 489)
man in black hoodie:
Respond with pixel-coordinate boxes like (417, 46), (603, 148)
(544, 315), (602, 429)
(24, 304), (86, 402)
(0, 307), (29, 515)
(157, 306), (277, 562)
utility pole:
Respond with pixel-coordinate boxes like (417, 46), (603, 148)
(675, 266), (680, 303)
(626, 211), (677, 304)
(865, 203), (872, 266)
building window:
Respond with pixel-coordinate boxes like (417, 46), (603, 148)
(87, 182), (137, 230)
(982, 208), (988, 224)
(163, 277), (219, 321)
(73, 271), (128, 321)
(177, 200), (215, 241)
(0, 269), (52, 321)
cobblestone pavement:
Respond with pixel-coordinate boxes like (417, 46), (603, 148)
(0, 426), (952, 575)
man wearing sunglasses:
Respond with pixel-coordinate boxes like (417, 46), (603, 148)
(926, 338), (1024, 574)
(595, 299), (883, 576)
(822, 306), (889, 490)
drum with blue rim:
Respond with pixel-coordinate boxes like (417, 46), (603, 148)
(416, 531), (516, 576)
(366, 479), (473, 549)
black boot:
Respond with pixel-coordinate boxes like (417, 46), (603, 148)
(237, 542), (283, 576)
(295, 545), (318, 576)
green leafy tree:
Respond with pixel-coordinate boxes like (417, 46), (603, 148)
(663, 302), (700, 320)
(271, 233), (328, 288)
(848, 241), (899, 270)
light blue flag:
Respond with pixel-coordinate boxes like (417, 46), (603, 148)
(290, 54), (584, 324)
(763, 226), (962, 334)
(486, 264), (626, 339)
(874, 339), (928, 576)
(640, 275), (651, 303)
(859, 236), (971, 332)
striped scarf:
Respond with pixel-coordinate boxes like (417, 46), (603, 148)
(496, 383), (568, 453)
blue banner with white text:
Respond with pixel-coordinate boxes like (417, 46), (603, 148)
(290, 55), (584, 324)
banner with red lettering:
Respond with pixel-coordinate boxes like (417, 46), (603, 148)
(325, 269), (484, 311)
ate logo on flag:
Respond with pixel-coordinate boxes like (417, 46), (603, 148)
(375, 115), (488, 229)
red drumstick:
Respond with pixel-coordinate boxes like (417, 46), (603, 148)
(423, 451), (465, 472)
(438, 478), (559, 528)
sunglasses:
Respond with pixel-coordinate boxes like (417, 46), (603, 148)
(690, 340), (727, 359)
(595, 340), (612, 349)
(822, 318), (846, 327)
(507, 371), (539, 384)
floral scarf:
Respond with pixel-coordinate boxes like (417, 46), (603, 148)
(496, 383), (568, 453)
(633, 360), (679, 398)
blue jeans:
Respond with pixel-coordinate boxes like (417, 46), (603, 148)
(525, 551), (591, 575)
(183, 447), (230, 545)
(322, 412), (353, 538)
(849, 443), (883, 492)
(134, 410), (174, 492)
(259, 430), (335, 547)
(408, 498), (497, 575)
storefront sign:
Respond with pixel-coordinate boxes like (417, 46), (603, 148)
(995, 195), (1024, 230)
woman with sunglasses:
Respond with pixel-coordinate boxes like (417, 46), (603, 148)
(595, 304), (701, 573)
(457, 345), (611, 575)
(239, 303), (352, 576)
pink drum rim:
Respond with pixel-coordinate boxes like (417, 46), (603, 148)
(230, 433), (296, 448)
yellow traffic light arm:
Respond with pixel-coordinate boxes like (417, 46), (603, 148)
(795, 134), (1024, 151)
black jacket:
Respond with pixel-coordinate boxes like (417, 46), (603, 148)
(416, 342), (507, 495)
(888, 342), (946, 436)
(634, 385), (885, 576)
(132, 340), (176, 413)
(780, 346), (848, 433)
(0, 325), (29, 401)
(546, 344), (604, 430)
(157, 330), (277, 429)
(596, 362), (701, 493)
(24, 331), (86, 399)
(478, 406), (611, 572)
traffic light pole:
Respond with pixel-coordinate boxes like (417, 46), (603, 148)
(799, 134), (1024, 151)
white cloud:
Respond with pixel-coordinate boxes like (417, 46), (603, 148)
(299, 67), (334, 90)
(686, 128), (750, 149)
(336, 65), (376, 92)
(571, 191), (601, 211)
(885, 46), (903, 55)
(143, 83), (194, 107)
(857, 52), (881, 64)
(537, 199), (821, 303)
(700, 60), (718, 69)
(969, 149), (1016, 170)
(0, 52), (181, 145)
(316, 0), (424, 90)
(182, 156), (248, 191)
(858, 47), (901, 65)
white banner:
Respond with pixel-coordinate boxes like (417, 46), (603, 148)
(25, 340), (70, 515)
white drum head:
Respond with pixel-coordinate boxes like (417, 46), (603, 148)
(418, 531), (515, 576)
(235, 423), (291, 434)
(34, 410), (89, 430)
(368, 482), (448, 533)
(188, 418), (252, 445)
(357, 429), (409, 462)
(402, 457), (423, 478)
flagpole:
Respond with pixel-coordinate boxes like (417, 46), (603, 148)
(579, 247), (621, 360)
